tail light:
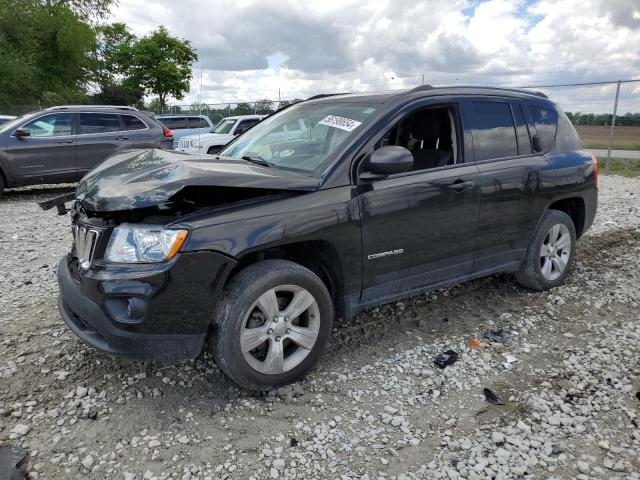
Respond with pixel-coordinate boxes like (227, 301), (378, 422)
(592, 154), (599, 188)
(163, 126), (173, 138)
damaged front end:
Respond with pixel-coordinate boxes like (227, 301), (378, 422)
(54, 148), (317, 362)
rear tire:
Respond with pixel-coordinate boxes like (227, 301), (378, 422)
(516, 209), (576, 290)
(212, 260), (334, 391)
(0, 175), (4, 198)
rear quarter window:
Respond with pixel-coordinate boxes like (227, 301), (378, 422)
(121, 115), (147, 130)
(528, 106), (558, 152)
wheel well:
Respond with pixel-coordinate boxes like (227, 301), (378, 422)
(228, 241), (346, 318)
(548, 197), (586, 238)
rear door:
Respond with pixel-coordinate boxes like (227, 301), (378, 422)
(121, 114), (153, 148)
(468, 98), (555, 272)
(5, 112), (77, 185)
(76, 112), (129, 178)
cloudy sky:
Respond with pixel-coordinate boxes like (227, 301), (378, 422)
(111, 0), (640, 105)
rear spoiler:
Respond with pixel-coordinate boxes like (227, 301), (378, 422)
(38, 192), (76, 215)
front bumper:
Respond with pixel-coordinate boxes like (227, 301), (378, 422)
(57, 251), (236, 363)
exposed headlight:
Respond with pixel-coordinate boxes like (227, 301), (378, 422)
(105, 224), (188, 263)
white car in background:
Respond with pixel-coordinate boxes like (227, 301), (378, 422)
(176, 115), (265, 155)
(0, 115), (16, 126)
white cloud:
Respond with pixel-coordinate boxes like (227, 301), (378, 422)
(110, 0), (640, 105)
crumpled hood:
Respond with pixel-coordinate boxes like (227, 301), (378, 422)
(76, 149), (319, 212)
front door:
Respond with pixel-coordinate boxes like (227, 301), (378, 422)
(5, 112), (77, 185)
(358, 104), (480, 302)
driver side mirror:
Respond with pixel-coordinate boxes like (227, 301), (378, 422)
(12, 127), (30, 138)
(360, 146), (414, 180)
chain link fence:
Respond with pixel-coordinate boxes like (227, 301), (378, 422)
(163, 80), (640, 176)
(516, 80), (640, 176)
(4, 80), (639, 176)
(153, 99), (299, 124)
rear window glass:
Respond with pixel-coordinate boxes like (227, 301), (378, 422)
(159, 117), (187, 129)
(189, 117), (210, 128)
(121, 115), (147, 130)
(79, 113), (121, 134)
(472, 102), (518, 161)
(529, 106), (558, 152)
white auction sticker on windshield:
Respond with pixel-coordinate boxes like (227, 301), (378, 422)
(318, 115), (362, 132)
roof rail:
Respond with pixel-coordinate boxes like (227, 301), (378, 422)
(45, 105), (139, 111)
(405, 85), (434, 94)
(305, 93), (350, 101)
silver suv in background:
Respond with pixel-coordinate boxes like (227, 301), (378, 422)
(154, 114), (214, 148)
(0, 106), (173, 196)
(176, 115), (265, 155)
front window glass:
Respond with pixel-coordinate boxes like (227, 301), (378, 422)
(211, 119), (236, 134)
(219, 103), (378, 173)
(22, 113), (74, 137)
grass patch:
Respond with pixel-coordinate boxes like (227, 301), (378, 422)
(601, 158), (640, 178)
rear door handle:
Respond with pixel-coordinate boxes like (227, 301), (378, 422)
(448, 180), (474, 191)
(116, 136), (129, 141)
(57, 140), (74, 144)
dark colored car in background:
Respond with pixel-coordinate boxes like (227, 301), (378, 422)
(0, 106), (173, 196)
(56, 86), (597, 391)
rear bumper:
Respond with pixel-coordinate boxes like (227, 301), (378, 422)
(57, 251), (236, 363)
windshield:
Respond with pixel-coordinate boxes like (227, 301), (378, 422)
(211, 119), (236, 134)
(219, 102), (378, 173)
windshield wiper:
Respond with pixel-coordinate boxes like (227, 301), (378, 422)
(242, 155), (276, 168)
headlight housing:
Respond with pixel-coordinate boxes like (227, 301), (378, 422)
(189, 139), (199, 148)
(105, 224), (188, 263)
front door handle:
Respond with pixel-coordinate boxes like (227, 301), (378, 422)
(116, 136), (129, 141)
(448, 180), (474, 191)
(57, 140), (74, 144)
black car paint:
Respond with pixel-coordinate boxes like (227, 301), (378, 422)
(76, 149), (320, 211)
(57, 87), (597, 362)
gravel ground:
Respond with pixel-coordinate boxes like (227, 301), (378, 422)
(0, 176), (639, 480)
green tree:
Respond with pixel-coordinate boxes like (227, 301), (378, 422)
(90, 22), (144, 106)
(50, 0), (114, 21)
(232, 103), (254, 116)
(0, 0), (98, 112)
(254, 99), (274, 114)
(128, 26), (197, 110)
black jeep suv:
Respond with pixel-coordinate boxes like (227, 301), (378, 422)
(57, 86), (597, 390)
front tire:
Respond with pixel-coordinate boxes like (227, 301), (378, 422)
(212, 260), (334, 390)
(516, 209), (576, 290)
